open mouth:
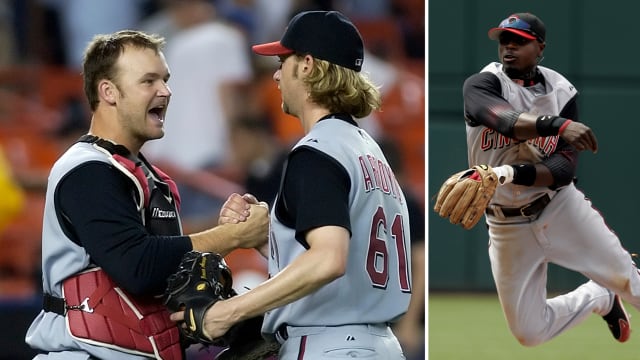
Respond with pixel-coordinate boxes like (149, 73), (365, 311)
(148, 105), (165, 123)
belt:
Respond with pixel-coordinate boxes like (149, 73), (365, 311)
(486, 194), (551, 218)
(275, 324), (289, 344)
(274, 323), (390, 345)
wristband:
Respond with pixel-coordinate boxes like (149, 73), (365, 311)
(492, 165), (515, 185)
(535, 115), (568, 137)
(558, 119), (572, 135)
(512, 164), (536, 186)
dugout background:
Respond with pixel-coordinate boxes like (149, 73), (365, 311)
(429, 0), (640, 291)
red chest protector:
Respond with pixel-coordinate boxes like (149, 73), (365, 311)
(62, 268), (182, 359)
(56, 136), (184, 359)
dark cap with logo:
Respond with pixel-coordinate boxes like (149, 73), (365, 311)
(488, 13), (546, 43)
(251, 11), (364, 72)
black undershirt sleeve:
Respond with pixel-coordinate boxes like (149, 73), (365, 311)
(281, 147), (351, 248)
(406, 194), (425, 244)
(463, 72), (520, 137)
(541, 95), (580, 188)
(55, 161), (192, 295)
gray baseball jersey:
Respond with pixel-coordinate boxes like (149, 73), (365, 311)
(467, 62), (576, 207)
(262, 119), (412, 333)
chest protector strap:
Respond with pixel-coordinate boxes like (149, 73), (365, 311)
(62, 267), (182, 359)
(78, 134), (181, 212)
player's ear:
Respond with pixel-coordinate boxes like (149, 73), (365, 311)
(98, 79), (117, 106)
(301, 55), (314, 75)
(536, 42), (545, 63)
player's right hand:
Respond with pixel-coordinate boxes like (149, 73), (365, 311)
(560, 121), (598, 153)
(219, 193), (263, 225)
(226, 203), (269, 249)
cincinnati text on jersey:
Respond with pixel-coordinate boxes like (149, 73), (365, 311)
(480, 128), (559, 155)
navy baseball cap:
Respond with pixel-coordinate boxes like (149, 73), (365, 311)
(488, 13), (546, 43)
(252, 11), (364, 72)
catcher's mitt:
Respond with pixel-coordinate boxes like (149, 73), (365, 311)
(434, 164), (498, 229)
(164, 251), (235, 346)
(164, 251), (280, 359)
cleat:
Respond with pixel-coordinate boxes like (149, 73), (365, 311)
(602, 294), (631, 343)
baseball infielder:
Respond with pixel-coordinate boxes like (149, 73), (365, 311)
(459, 12), (640, 346)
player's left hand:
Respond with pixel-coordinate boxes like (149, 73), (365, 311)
(560, 121), (598, 153)
(202, 298), (235, 340)
(168, 299), (235, 341)
(169, 287), (280, 359)
(164, 251), (235, 345)
(434, 164), (498, 229)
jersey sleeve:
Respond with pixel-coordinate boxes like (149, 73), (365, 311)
(541, 94), (580, 188)
(406, 193), (425, 244)
(55, 161), (192, 295)
(280, 147), (352, 248)
(559, 94), (579, 121)
(463, 72), (520, 137)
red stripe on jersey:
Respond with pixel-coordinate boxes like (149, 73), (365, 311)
(297, 335), (307, 359)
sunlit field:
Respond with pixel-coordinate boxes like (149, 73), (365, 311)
(429, 293), (640, 360)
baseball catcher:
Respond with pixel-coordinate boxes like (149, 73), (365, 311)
(163, 251), (280, 359)
(434, 164), (511, 229)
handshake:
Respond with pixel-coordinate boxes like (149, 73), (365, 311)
(191, 193), (270, 254)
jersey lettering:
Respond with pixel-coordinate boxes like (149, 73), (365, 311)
(358, 156), (375, 191)
(151, 207), (177, 219)
(359, 154), (403, 204)
(366, 206), (411, 292)
(367, 154), (382, 190)
(367, 207), (389, 288)
(480, 128), (514, 150)
(480, 128), (559, 156)
(528, 135), (558, 155)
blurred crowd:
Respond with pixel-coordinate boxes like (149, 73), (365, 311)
(0, 0), (424, 358)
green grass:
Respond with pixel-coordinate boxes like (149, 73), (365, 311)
(429, 293), (639, 360)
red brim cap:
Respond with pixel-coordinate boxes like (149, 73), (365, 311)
(488, 27), (537, 41)
(251, 41), (295, 56)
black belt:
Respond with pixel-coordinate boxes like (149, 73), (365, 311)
(486, 194), (551, 218)
(275, 324), (289, 342)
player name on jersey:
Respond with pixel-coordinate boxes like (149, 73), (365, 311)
(358, 154), (403, 205)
